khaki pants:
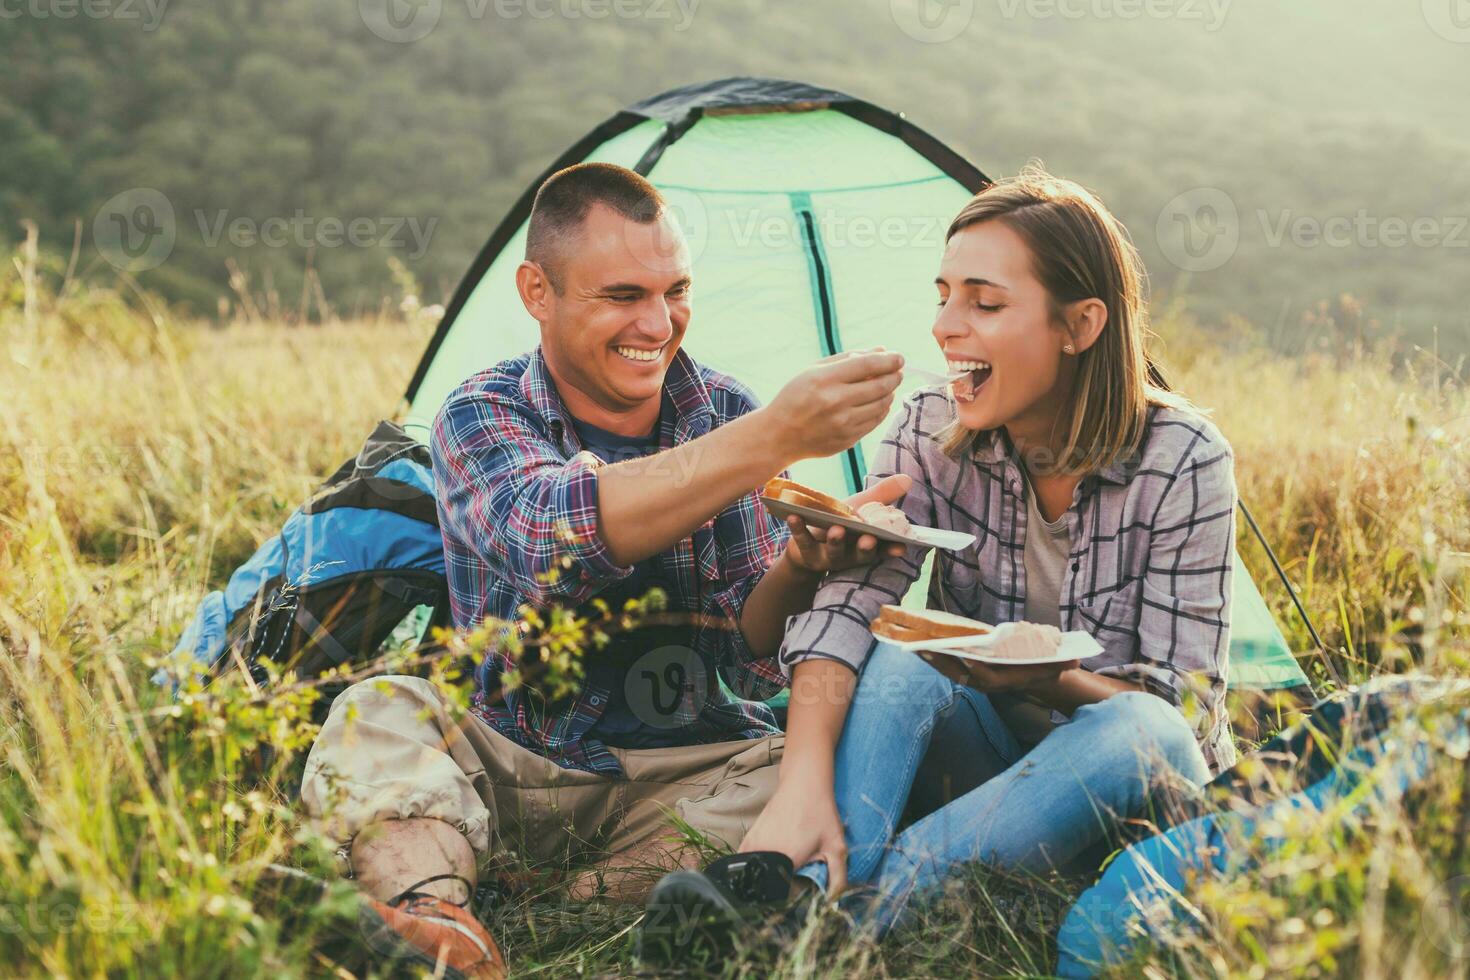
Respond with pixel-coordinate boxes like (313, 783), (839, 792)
(300, 675), (783, 878)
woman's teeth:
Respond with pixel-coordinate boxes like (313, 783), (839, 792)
(947, 359), (991, 404)
(614, 345), (663, 362)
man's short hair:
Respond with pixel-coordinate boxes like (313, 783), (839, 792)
(525, 163), (666, 292)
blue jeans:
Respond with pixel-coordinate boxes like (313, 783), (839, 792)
(796, 642), (1211, 935)
(1054, 691), (1469, 977)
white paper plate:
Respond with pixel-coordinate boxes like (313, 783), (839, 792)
(876, 622), (1104, 666)
(760, 496), (975, 551)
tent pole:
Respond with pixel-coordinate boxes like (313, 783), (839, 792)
(1237, 500), (1343, 691)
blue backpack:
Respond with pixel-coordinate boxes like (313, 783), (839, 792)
(168, 421), (449, 697)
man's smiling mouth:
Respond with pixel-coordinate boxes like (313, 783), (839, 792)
(946, 358), (992, 403)
(613, 345), (665, 363)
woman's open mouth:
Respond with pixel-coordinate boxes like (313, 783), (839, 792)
(947, 358), (992, 403)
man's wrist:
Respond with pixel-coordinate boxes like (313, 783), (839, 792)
(746, 404), (806, 471)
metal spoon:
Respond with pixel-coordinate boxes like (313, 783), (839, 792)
(905, 366), (968, 385)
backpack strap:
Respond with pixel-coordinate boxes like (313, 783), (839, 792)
(303, 477), (440, 525)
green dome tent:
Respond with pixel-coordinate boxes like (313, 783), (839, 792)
(401, 77), (1310, 692)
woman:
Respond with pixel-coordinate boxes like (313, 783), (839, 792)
(701, 169), (1240, 937)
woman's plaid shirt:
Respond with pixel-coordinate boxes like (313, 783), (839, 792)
(431, 348), (788, 776)
(780, 388), (1239, 774)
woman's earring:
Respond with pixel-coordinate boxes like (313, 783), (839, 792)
(1063, 344), (1075, 355)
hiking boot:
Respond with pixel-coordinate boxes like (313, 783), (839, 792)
(635, 851), (800, 967)
(357, 874), (507, 980)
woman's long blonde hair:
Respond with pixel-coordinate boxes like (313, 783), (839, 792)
(939, 167), (1181, 471)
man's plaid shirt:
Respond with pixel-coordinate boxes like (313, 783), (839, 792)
(431, 347), (788, 775)
(781, 388), (1239, 774)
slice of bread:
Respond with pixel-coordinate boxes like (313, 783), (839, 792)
(762, 477), (858, 518)
(869, 621), (929, 643)
(871, 605), (992, 641)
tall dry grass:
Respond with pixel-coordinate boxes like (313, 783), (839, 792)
(0, 260), (429, 975)
(1, 247), (1468, 976)
(1157, 311), (1470, 686)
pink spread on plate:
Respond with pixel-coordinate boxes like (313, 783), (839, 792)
(985, 621), (1064, 659)
(856, 501), (911, 534)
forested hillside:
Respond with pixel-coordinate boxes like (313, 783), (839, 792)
(4, 0), (1467, 353)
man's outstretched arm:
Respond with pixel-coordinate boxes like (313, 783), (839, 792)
(593, 350), (904, 566)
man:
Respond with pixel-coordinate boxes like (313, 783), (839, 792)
(300, 163), (907, 977)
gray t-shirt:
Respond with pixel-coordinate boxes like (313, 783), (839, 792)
(993, 477), (1073, 744)
(1022, 480), (1070, 629)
